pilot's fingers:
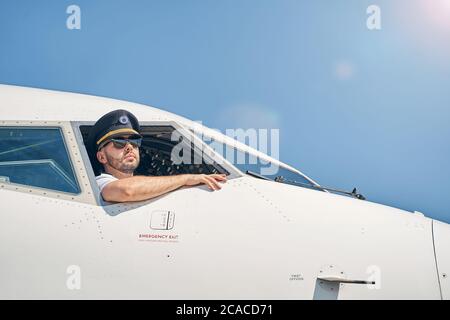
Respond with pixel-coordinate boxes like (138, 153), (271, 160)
(204, 175), (222, 190)
(209, 174), (227, 181)
(205, 176), (222, 190)
(209, 173), (227, 181)
(202, 177), (217, 191)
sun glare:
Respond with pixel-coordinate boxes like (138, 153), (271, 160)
(420, 0), (450, 30)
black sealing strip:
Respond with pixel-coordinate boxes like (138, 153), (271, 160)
(431, 220), (443, 300)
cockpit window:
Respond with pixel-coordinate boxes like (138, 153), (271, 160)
(0, 127), (81, 194)
(201, 137), (318, 190)
(79, 125), (229, 177)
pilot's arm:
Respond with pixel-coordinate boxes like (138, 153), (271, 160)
(98, 173), (226, 202)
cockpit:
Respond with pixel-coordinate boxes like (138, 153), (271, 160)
(79, 124), (230, 177)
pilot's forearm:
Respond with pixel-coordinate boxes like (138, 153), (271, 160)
(102, 175), (188, 202)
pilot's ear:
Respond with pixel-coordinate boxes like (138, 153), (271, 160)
(96, 150), (107, 164)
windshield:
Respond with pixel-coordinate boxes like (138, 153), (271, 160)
(196, 133), (367, 199)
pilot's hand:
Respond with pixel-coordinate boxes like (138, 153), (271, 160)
(184, 174), (227, 191)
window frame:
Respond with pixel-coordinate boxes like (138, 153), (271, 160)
(0, 120), (96, 205)
(72, 120), (243, 206)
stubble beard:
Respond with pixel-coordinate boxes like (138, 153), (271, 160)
(106, 152), (140, 175)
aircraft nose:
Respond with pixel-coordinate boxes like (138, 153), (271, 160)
(432, 219), (450, 299)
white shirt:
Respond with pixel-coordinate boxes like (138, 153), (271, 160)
(96, 173), (118, 193)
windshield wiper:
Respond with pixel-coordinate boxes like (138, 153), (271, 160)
(245, 170), (366, 200)
(246, 170), (272, 181)
(274, 176), (366, 200)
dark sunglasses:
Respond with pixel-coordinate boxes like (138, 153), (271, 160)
(100, 136), (142, 150)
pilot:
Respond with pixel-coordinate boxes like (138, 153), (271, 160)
(87, 109), (226, 202)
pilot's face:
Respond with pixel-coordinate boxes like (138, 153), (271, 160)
(97, 135), (140, 174)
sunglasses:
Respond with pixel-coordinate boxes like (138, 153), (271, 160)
(100, 136), (142, 150)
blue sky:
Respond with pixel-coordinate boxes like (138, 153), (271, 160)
(1, 0), (449, 223)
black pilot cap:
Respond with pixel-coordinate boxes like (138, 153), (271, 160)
(87, 109), (142, 174)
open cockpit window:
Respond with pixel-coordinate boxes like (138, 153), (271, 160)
(0, 127), (81, 194)
(79, 125), (230, 178)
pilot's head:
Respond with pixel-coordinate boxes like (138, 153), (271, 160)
(88, 109), (142, 175)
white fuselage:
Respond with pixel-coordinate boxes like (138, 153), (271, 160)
(0, 84), (449, 299)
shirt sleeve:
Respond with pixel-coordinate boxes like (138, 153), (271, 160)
(96, 173), (118, 193)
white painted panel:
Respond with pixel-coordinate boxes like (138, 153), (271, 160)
(433, 220), (450, 300)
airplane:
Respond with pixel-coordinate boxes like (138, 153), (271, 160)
(0, 83), (449, 300)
